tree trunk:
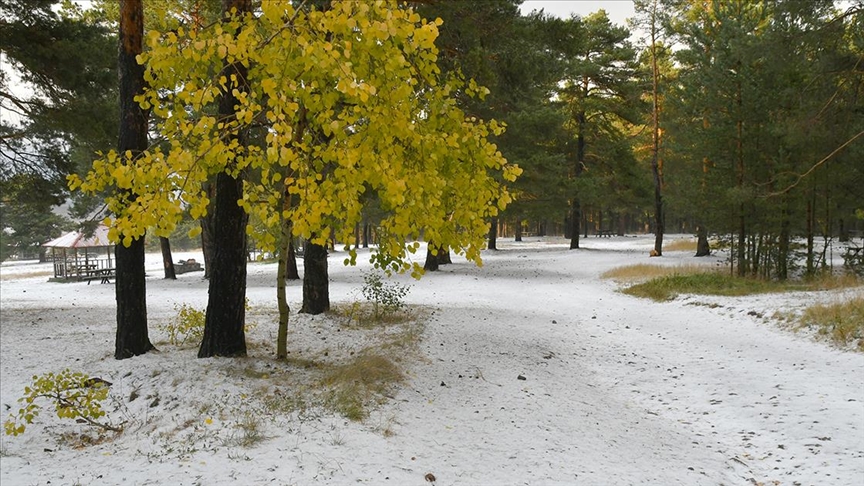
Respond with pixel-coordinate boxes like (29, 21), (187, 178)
(806, 191), (815, 277)
(570, 78), (588, 250)
(200, 181), (216, 279)
(488, 216), (498, 250)
(514, 220), (522, 242)
(569, 199), (581, 249)
(423, 245), (439, 272)
(276, 217), (291, 359)
(115, 0), (153, 360)
(695, 224), (710, 257)
(286, 239), (300, 280)
(198, 0), (251, 358)
(300, 240), (329, 314)
(438, 246), (452, 265)
(362, 221), (370, 248)
(583, 209), (589, 239)
(160, 237), (176, 279)
(114, 236), (153, 358)
(199, 170), (248, 357)
(649, 0), (664, 257)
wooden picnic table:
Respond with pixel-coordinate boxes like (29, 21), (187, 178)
(596, 229), (614, 238)
(83, 268), (115, 284)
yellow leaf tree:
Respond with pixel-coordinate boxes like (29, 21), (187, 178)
(71, 0), (520, 358)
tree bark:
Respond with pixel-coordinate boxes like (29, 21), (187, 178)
(488, 216), (498, 250)
(649, 0), (664, 256)
(199, 170), (248, 357)
(160, 237), (176, 279)
(806, 190), (815, 276)
(362, 221), (370, 248)
(115, 0), (153, 360)
(300, 240), (329, 314)
(438, 246), (452, 265)
(200, 181), (216, 279)
(695, 224), (710, 257)
(569, 198), (581, 249)
(569, 76), (588, 250)
(423, 245), (439, 272)
(286, 239), (300, 280)
(198, 0), (251, 358)
(276, 217), (291, 359)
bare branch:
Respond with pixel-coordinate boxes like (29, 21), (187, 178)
(765, 129), (864, 197)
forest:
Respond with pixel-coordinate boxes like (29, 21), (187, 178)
(3, 0), (862, 267)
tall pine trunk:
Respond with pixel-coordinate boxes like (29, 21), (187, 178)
(198, 0), (251, 358)
(570, 106), (587, 250)
(569, 77), (588, 250)
(806, 190), (815, 277)
(300, 240), (329, 314)
(649, 4), (664, 256)
(115, 0), (153, 360)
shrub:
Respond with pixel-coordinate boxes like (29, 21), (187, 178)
(4, 370), (120, 436)
(161, 303), (206, 345)
(161, 299), (255, 345)
(361, 271), (410, 320)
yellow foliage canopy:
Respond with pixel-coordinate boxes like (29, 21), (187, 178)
(70, 0), (521, 275)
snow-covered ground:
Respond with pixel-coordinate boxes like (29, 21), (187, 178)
(1, 235), (862, 485)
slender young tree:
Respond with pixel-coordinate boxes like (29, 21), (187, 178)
(634, 0), (667, 256)
(114, 0), (153, 359)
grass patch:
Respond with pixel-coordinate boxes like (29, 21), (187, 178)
(625, 273), (790, 301)
(1, 270), (54, 281)
(331, 301), (418, 329)
(321, 353), (404, 421)
(623, 271), (861, 301)
(601, 263), (714, 282)
(796, 297), (864, 351)
(663, 239), (697, 252)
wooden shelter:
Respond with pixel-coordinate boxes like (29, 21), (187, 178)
(43, 225), (115, 281)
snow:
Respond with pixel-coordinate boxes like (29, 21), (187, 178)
(1, 235), (862, 485)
